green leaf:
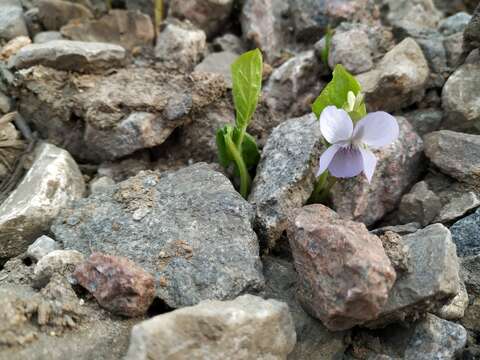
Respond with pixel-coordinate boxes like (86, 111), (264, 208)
(232, 129), (260, 169)
(312, 64), (362, 119)
(231, 49), (263, 129)
(216, 125), (234, 167)
(321, 27), (334, 67)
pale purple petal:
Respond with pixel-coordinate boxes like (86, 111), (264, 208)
(320, 106), (353, 144)
(359, 148), (377, 183)
(328, 146), (364, 178)
(316, 144), (341, 177)
(352, 111), (399, 149)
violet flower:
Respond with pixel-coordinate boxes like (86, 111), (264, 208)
(317, 106), (399, 183)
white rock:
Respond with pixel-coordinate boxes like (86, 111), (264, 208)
(26, 235), (60, 262)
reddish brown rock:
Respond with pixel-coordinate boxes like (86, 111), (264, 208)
(73, 253), (155, 317)
(287, 205), (396, 331)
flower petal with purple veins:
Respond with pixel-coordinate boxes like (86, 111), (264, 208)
(328, 147), (364, 178)
(352, 112), (399, 149)
(320, 106), (353, 144)
(317, 144), (341, 177)
(359, 148), (377, 183)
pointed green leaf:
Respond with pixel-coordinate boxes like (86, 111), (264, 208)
(216, 125), (234, 167)
(232, 129), (260, 169)
(231, 49), (263, 129)
(312, 64), (362, 119)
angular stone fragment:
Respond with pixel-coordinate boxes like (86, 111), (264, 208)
(357, 38), (429, 112)
(26, 235), (60, 262)
(398, 181), (442, 226)
(33, 249), (85, 288)
(405, 108), (443, 136)
(328, 28), (373, 74)
(194, 51), (237, 87)
(249, 114), (324, 249)
(436, 281), (469, 320)
(384, 0), (443, 32)
(436, 190), (480, 223)
(9, 40), (127, 72)
(74, 253), (155, 317)
(439, 12), (472, 36)
(287, 205), (396, 331)
(0, 143), (85, 261)
(33, 31), (63, 44)
(37, 0), (93, 31)
(450, 208), (480, 257)
(424, 130), (480, 185)
(124, 294), (296, 360)
(52, 163), (264, 308)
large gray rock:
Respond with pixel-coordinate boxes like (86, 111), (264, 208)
(0, 143), (85, 261)
(37, 0), (93, 31)
(439, 12), (472, 36)
(424, 130), (480, 186)
(328, 27), (373, 74)
(384, 0), (443, 32)
(450, 207), (480, 257)
(405, 108), (443, 136)
(0, 0), (28, 41)
(124, 294), (296, 360)
(194, 51), (237, 87)
(398, 181), (443, 226)
(331, 117), (424, 226)
(248, 113), (324, 249)
(357, 38), (429, 112)
(442, 64), (480, 132)
(52, 163), (264, 308)
(9, 40), (127, 72)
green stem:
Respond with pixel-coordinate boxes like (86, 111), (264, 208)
(225, 132), (251, 198)
(309, 172), (336, 204)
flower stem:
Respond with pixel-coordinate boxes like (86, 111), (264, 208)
(309, 172), (336, 204)
(225, 131), (251, 198)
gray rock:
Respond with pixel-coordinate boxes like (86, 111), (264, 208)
(248, 113), (324, 249)
(0, 0), (28, 41)
(37, 0), (93, 31)
(461, 255), (480, 296)
(442, 63), (480, 132)
(328, 27), (373, 74)
(89, 176), (115, 195)
(262, 257), (348, 360)
(444, 32), (464, 67)
(194, 51), (237, 87)
(357, 38), (430, 112)
(26, 235), (60, 262)
(424, 130), (480, 185)
(33, 249), (85, 288)
(9, 40), (127, 72)
(404, 108), (443, 136)
(439, 12), (472, 36)
(371, 224), (461, 325)
(436, 281), (469, 320)
(124, 294), (296, 360)
(412, 31), (448, 87)
(450, 207), (480, 257)
(52, 163), (264, 308)
(398, 181), (442, 226)
(155, 20), (206, 70)
(384, 0), (443, 32)
(169, 0), (234, 38)
(464, 4), (480, 54)
(331, 117), (424, 226)
(0, 91), (11, 114)
(212, 33), (246, 54)
(436, 190), (480, 223)
(0, 143), (85, 261)
(33, 31), (64, 43)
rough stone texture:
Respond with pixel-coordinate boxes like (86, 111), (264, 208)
(263, 51), (325, 119)
(424, 130), (480, 186)
(461, 255), (480, 296)
(156, 19), (207, 70)
(405, 108), (443, 136)
(463, 4), (480, 55)
(435, 190), (480, 223)
(287, 205), (396, 331)
(33, 31), (64, 44)
(194, 51), (237, 87)
(331, 117), (424, 226)
(384, 0), (443, 32)
(61, 10), (155, 51)
(212, 33), (246, 54)
(450, 208), (480, 257)
(439, 12), (472, 36)
(442, 64), (480, 132)
(169, 0), (234, 38)
(371, 224), (461, 325)
(9, 40), (128, 72)
(89, 176), (115, 194)
(436, 281), (469, 320)
(398, 181), (443, 226)
(328, 28), (373, 74)
(0, 36), (31, 60)
(37, 0), (93, 31)
(33, 249), (85, 288)
(0, 0), (29, 41)
(262, 256), (349, 359)
(357, 38), (429, 112)
(0, 143), (85, 261)
(248, 114), (324, 249)
(73, 253), (156, 317)
(15, 66), (226, 162)
(124, 294), (296, 360)
(25, 235), (60, 262)
(52, 163), (264, 308)
(444, 32), (464, 68)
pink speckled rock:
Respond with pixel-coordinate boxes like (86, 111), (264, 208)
(73, 253), (155, 317)
(331, 116), (424, 226)
(287, 205), (396, 331)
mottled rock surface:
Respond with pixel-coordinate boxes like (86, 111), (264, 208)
(195, 51), (237, 87)
(249, 114), (324, 249)
(287, 205), (396, 331)
(405, 108), (443, 136)
(124, 294), (296, 360)
(0, 143), (85, 261)
(33, 249), (85, 288)
(450, 208), (480, 257)
(398, 181), (443, 226)
(0, 0), (28, 41)
(37, 0), (93, 31)
(328, 27), (373, 74)
(26, 235), (60, 262)
(53, 163), (264, 308)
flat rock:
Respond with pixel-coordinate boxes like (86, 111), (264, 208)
(357, 38), (429, 112)
(52, 163), (264, 308)
(248, 113), (324, 249)
(61, 10), (155, 51)
(0, 142), (85, 261)
(331, 117), (423, 226)
(287, 205), (396, 331)
(424, 130), (480, 185)
(33, 31), (64, 44)
(194, 51), (237, 87)
(9, 40), (128, 72)
(124, 294), (296, 360)
(0, 0), (28, 41)
(37, 0), (93, 31)
(450, 208), (480, 257)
